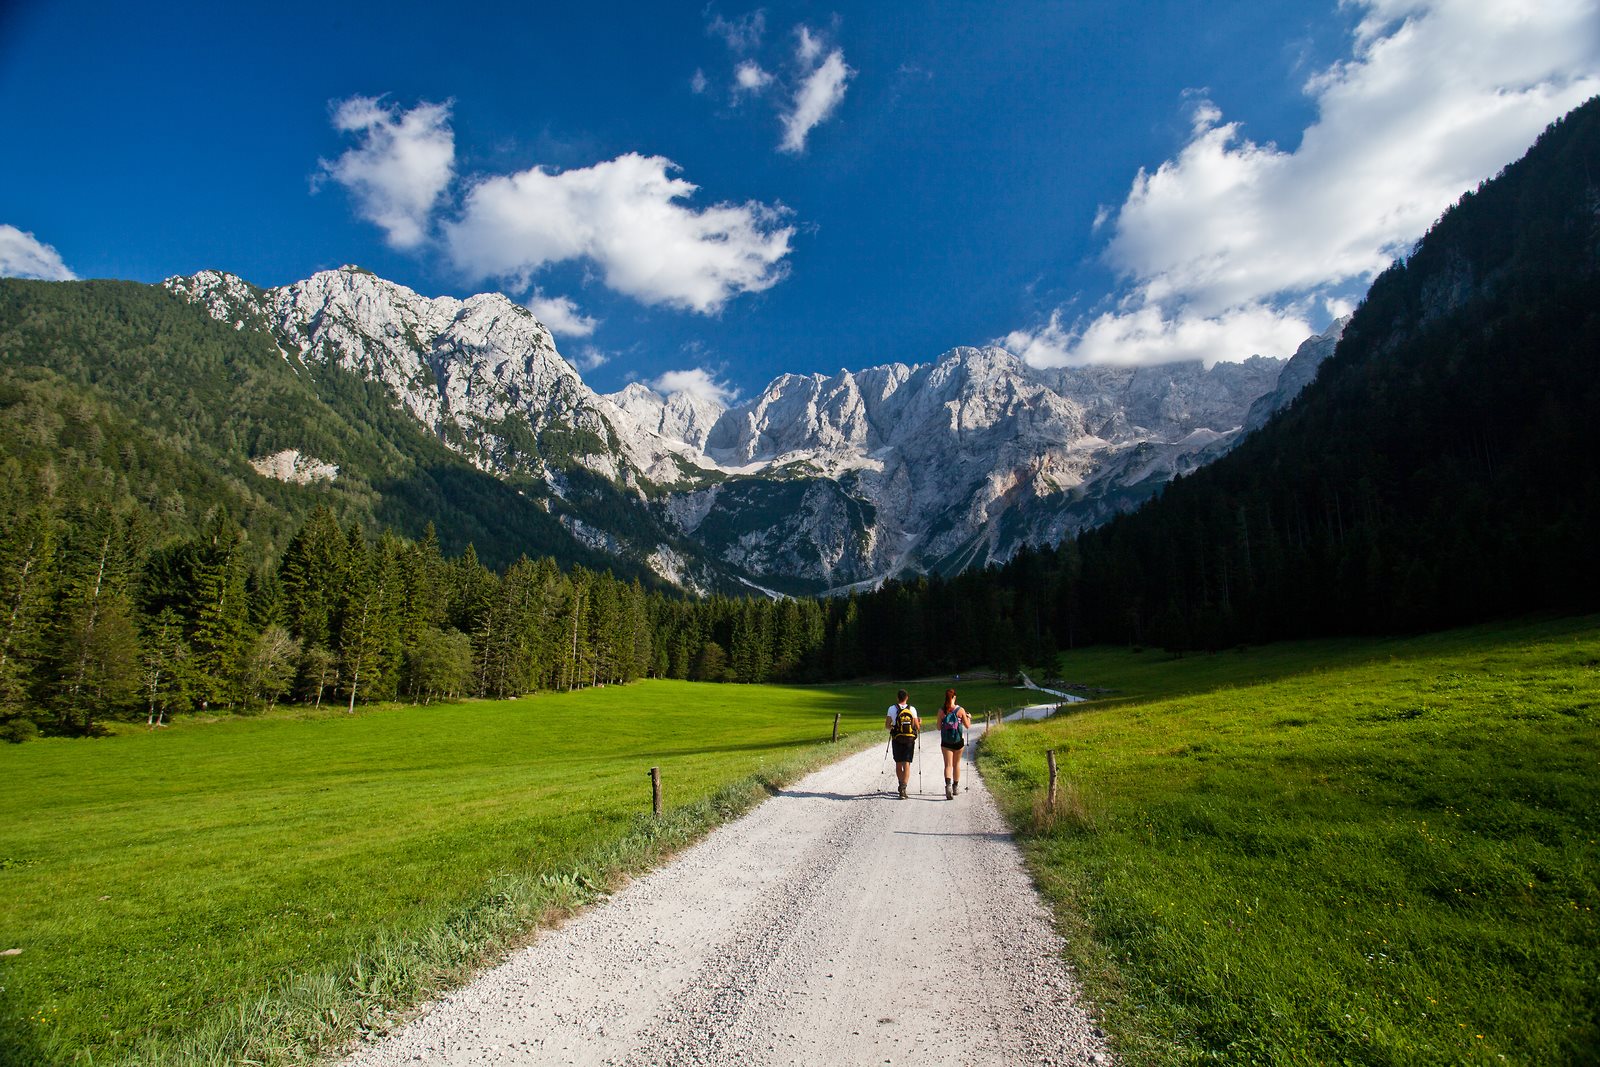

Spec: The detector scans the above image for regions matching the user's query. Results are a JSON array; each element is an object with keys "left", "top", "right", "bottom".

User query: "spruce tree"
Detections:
[
  {"left": 188, "top": 510, "right": 250, "bottom": 710},
  {"left": 0, "top": 494, "right": 57, "bottom": 717}
]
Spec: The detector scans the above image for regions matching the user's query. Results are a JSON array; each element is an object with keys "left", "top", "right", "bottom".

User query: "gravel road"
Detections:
[{"left": 341, "top": 717, "right": 1112, "bottom": 1066}]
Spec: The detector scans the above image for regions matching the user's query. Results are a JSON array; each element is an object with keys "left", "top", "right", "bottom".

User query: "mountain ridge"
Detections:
[{"left": 156, "top": 263, "right": 1315, "bottom": 591}]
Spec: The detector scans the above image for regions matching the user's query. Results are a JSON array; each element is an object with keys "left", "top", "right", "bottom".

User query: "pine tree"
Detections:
[
  {"left": 188, "top": 510, "right": 250, "bottom": 710},
  {"left": 0, "top": 493, "right": 57, "bottom": 716},
  {"left": 278, "top": 506, "right": 347, "bottom": 651},
  {"left": 48, "top": 507, "right": 142, "bottom": 731},
  {"left": 337, "top": 526, "right": 398, "bottom": 711}
]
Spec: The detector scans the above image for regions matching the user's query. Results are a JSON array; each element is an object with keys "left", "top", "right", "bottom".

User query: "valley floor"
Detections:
[{"left": 339, "top": 720, "right": 1110, "bottom": 1066}]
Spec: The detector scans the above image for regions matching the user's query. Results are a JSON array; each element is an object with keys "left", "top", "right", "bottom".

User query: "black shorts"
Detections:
[
  {"left": 891, "top": 736, "right": 917, "bottom": 763},
  {"left": 941, "top": 740, "right": 965, "bottom": 752}
]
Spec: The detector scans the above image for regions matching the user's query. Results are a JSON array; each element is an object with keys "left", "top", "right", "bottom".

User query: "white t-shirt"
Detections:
[{"left": 886, "top": 703, "right": 920, "bottom": 731}]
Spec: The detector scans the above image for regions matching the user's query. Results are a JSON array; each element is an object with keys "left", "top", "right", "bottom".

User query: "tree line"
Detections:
[{"left": 0, "top": 492, "right": 874, "bottom": 737}]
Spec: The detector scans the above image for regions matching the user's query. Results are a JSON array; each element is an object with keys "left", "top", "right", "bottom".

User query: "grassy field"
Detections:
[
  {"left": 980, "top": 616, "right": 1600, "bottom": 1065},
  {"left": 0, "top": 676, "right": 1024, "bottom": 1066}
]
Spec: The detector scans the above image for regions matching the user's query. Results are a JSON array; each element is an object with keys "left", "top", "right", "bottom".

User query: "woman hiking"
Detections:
[{"left": 938, "top": 688, "right": 971, "bottom": 800}]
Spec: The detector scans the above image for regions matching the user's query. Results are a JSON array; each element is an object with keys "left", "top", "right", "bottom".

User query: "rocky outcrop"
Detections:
[
  {"left": 248, "top": 449, "right": 338, "bottom": 484},
  {"left": 1243, "top": 317, "right": 1348, "bottom": 432}
]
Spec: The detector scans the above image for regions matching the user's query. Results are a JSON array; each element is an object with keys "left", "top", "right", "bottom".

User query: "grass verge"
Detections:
[{"left": 980, "top": 615, "right": 1600, "bottom": 1066}]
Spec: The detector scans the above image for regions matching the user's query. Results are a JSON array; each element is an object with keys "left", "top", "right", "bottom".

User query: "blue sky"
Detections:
[{"left": 3, "top": 1, "right": 1597, "bottom": 403}]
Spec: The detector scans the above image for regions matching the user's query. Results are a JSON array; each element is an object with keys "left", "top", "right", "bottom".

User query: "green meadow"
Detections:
[
  {"left": 0, "top": 678, "right": 1020, "bottom": 1066},
  {"left": 981, "top": 616, "right": 1600, "bottom": 1066}
]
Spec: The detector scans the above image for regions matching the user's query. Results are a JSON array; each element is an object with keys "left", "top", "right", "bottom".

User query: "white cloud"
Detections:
[
  {"left": 780, "top": 30, "right": 853, "bottom": 154},
  {"left": 708, "top": 10, "right": 766, "bottom": 53},
  {"left": 0, "top": 225, "right": 75, "bottom": 280},
  {"left": 691, "top": 68, "right": 709, "bottom": 95},
  {"left": 576, "top": 346, "right": 610, "bottom": 371},
  {"left": 796, "top": 25, "right": 825, "bottom": 65},
  {"left": 526, "top": 290, "right": 598, "bottom": 337},
  {"left": 734, "top": 60, "right": 774, "bottom": 95},
  {"left": 1005, "top": 0, "right": 1600, "bottom": 368},
  {"left": 651, "top": 367, "right": 738, "bottom": 405},
  {"left": 319, "top": 97, "right": 454, "bottom": 250},
  {"left": 1005, "top": 304, "right": 1316, "bottom": 369},
  {"left": 444, "top": 152, "right": 794, "bottom": 314}
]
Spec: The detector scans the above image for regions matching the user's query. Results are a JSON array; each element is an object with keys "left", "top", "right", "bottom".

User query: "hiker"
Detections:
[
  {"left": 938, "top": 688, "right": 971, "bottom": 799},
  {"left": 885, "top": 689, "right": 920, "bottom": 799}
]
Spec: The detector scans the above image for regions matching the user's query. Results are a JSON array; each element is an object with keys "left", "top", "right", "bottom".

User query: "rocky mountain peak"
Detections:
[
  {"left": 1242, "top": 316, "right": 1349, "bottom": 432},
  {"left": 606, "top": 382, "right": 725, "bottom": 452},
  {"left": 165, "top": 262, "right": 1311, "bottom": 592}
]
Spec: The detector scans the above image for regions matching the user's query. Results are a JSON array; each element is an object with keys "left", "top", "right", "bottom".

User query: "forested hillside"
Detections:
[{"left": 0, "top": 279, "right": 630, "bottom": 572}]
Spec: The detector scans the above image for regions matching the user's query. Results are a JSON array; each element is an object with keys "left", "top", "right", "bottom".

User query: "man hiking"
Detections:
[{"left": 886, "top": 689, "right": 920, "bottom": 799}]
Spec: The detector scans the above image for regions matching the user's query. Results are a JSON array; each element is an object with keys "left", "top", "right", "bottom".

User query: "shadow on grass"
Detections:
[{"left": 0, "top": 1006, "right": 54, "bottom": 1067}]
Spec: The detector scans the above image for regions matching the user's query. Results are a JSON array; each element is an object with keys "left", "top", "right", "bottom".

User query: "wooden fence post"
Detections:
[
  {"left": 832, "top": 712, "right": 841, "bottom": 742},
  {"left": 650, "top": 766, "right": 662, "bottom": 816},
  {"left": 1046, "top": 750, "right": 1058, "bottom": 812}
]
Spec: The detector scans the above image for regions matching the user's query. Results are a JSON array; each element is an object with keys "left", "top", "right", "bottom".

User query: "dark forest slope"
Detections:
[{"left": 1069, "top": 96, "right": 1600, "bottom": 647}]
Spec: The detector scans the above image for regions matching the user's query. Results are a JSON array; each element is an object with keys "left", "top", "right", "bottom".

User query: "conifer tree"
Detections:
[
  {"left": 48, "top": 506, "right": 142, "bottom": 731},
  {"left": 337, "top": 526, "right": 399, "bottom": 710},
  {"left": 188, "top": 510, "right": 250, "bottom": 709},
  {"left": 277, "top": 506, "right": 347, "bottom": 652},
  {"left": 0, "top": 494, "right": 57, "bottom": 716}
]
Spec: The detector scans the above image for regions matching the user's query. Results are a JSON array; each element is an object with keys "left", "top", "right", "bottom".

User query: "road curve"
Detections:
[{"left": 341, "top": 720, "right": 1112, "bottom": 1066}]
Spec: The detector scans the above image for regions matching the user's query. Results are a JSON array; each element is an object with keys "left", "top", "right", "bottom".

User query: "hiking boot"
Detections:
[
  {"left": 898, "top": 784, "right": 907, "bottom": 799},
  {"left": 952, "top": 781, "right": 960, "bottom": 795},
  {"left": 944, "top": 782, "right": 952, "bottom": 800}
]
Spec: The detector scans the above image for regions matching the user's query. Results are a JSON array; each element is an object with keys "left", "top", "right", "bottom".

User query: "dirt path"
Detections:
[{"left": 341, "top": 718, "right": 1112, "bottom": 1066}]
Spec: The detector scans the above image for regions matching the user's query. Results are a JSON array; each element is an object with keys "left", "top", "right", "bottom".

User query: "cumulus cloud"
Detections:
[
  {"left": 526, "top": 290, "right": 598, "bottom": 337},
  {"left": 734, "top": 60, "right": 774, "bottom": 95},
  {"left": 576, "top": 346, "right": 610, "bottom": 371},
  {"left": 780, "top": 29, "right": 853, "bottom": 153},
  {"left": 0, "top": 224, "right": 75, "bottom": 280},
  {"left": 1005, "top": 0, "right": 1600, "bottom": 368},
  {"left": 1005, "top": 304, "right": 1317, "bottom": 369},
  {"left": 443, "top": 152, "right": 794, "bottom": 314},
  {"left": 708, "top": 10, "right": 766, "bottom": 53},
  {"left": 651, "top": 367, "right": 738, "bottom": 405},
  {"left": 319, "top": 96, "right": 455, "bottom": 250}
]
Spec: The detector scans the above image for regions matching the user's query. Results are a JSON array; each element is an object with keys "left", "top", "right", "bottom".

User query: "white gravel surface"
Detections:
[{"left": 340, "top": 716, "right": 1113, "bottom": 1066}]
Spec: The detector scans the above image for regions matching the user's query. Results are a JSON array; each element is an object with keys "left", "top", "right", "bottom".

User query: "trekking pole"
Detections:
[
  {"left": 917, "top": 728, "right": 924, "bottom": 795},
  {"left": 960, "top": 716, "right": 972, "bottom": 783}
]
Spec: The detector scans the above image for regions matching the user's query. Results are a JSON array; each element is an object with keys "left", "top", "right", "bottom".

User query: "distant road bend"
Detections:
[{"left": 342, "top": 713, "right": 1113, "bottom": 1066}]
